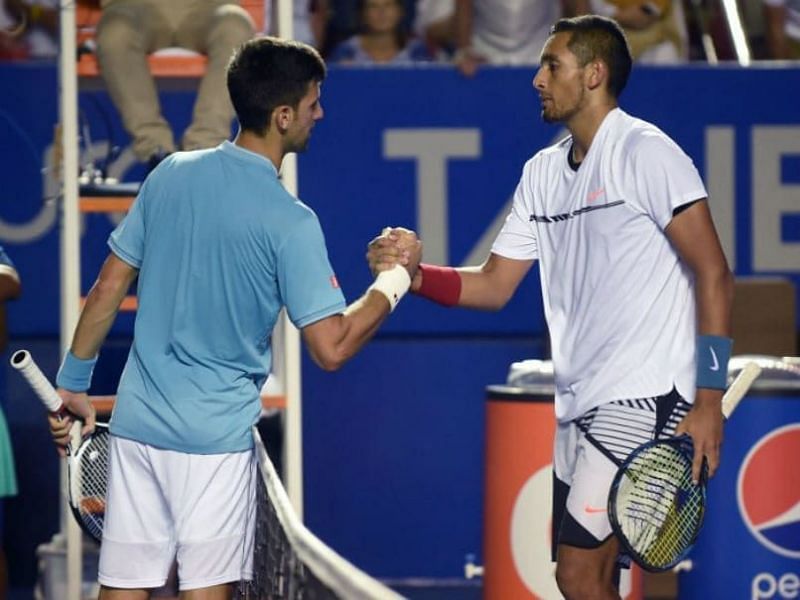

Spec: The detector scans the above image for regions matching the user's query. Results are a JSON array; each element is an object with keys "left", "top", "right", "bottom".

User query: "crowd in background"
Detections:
[
  {"left": 1, "top": 0, "right": 799, "bottom": 63},
  {"left": 1, "top": 0, "right": 796, "bottom": 173}
]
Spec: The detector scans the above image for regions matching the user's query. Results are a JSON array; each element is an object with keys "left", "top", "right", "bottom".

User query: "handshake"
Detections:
[
  {"left": 367, "top": 227, "right": 423, "bottom": 291},
  {"left": 366, "top": 226, "right": 462, "bottom": 310}
]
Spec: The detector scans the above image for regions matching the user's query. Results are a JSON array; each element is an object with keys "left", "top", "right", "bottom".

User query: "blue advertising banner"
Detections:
[
  {"left": 2, "top": 63, "right": 799, "bottom": 337},
  {"left": 679, "top": 387, "right": 800, "bottom": 600},
  {"left": 1, "top": 62, "right": 800, "bottom": 583}
]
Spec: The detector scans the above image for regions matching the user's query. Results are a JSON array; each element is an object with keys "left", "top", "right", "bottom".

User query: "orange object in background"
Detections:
[{"left": 483, "top": 385, "right": 643, "bottom": 599}]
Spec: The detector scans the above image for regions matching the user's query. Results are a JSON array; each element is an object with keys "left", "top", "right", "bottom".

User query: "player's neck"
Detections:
[
  {"left": 234, "top": 130, "right": 284, "bottom": 171},
  {"left": 566, "top": 101, "right": 617, "bottom": 163}
]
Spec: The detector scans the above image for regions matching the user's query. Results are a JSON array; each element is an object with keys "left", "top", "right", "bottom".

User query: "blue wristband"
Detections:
[
  {"left": 56, "top": 351, "right": 98, "bottom": 392},
  {"left": 696, "top": 335, "right": 732, "bottom": 390}
]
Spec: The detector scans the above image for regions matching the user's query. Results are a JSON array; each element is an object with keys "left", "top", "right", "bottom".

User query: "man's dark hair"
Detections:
[
  {"left": 227, "top": 36, "right": 327, "bottom": 136},
  {"left": 551, "top": 15, "right": 632, "bottom": 98}
]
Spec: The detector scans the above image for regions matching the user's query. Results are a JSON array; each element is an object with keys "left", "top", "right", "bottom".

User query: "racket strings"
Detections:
[
  {"left": 615, "top": 443, "right": 704, "bottom": 569},
  {"left": 646, "top": 488, "right": 702, "bottom": 565},
  {"left": 72, "top": 429, "right": 110, "bottom": 541}
]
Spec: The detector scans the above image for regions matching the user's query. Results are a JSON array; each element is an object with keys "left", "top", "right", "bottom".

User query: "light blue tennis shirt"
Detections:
[{"left": 108, "top": 141, "right": 346, "bottom": 454}]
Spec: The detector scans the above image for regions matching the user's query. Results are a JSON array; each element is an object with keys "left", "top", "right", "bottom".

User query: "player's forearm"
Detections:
[
  {"left": 307, "top": 293, "right": 389, "bottom": 371},
  {"left": 693, "top": 265, "right": 734, "bottom": 404},
  {"left": 694, "top": 264, "right": 734, "bottom": 338},
  {"left": 413, "top": 254, "right": 532, "bottom": 310},
  {"left": 70, "top": 256, "right": 137, "bottom": 359},
  {"left": 340, "top": 292, "right": 390, "bottom": 358},
  {"left": 457, "top": 267, "right": 514, "bottom": 310},
  {"left": 458, "top": 254, "right": 533, "bottom": 310},
  {"left": 70, "top": 278, "right": 131, "bottom": 359}
]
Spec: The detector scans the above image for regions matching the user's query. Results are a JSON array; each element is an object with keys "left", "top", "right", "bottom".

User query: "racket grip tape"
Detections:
[{"left": 10, "top": 349, "right": 65, "bottom": 414}]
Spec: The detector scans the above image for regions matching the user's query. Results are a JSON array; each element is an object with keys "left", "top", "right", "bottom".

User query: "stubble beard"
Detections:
[
  {"left": 541, "top": 86, "right": 584, "bottom": 124},
  {"left": 288, "top": 132, "right": 311, "bottom": 154},
  {"left": 541, "top": 107, "right": 560, "bottom": 124}
]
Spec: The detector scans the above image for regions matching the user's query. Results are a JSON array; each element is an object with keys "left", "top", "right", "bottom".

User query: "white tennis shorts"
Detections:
[
  {"left": 98, "top": 435, "right": 256, "bottom": 591},
  {"left": 552, "top": 389, "right": 691, "bottom": 557}
]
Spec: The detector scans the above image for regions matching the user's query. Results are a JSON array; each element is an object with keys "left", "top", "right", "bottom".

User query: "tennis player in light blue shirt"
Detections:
[
  {"left": 107, "top": 141, "right": 347, "bottom": 453},
  {"left": 48, "top": 37, "right": 421, "bottom": 598}
]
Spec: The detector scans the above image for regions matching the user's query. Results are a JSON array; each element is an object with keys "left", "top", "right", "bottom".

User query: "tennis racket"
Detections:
[
  {"left": 11, "top": 349, "right": 109, "bottom": 543},
  {"left": 607, "top": 362, "right": 762, "bottom": 572}
]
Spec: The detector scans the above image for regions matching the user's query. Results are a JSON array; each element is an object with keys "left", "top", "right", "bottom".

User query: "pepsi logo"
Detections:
[{"left": 737, "top": 424, "right": 800, "bottom": 558}]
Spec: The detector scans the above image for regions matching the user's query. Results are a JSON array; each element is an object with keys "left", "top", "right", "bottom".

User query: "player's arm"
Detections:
[
  {"left": 302, "top": 289, "right": 397, "bottom": 372},
  {"left": 433, "top": 253, "right": 534, "bottom": 310},
  {"left": 667, "top": 199, "right": 734, "bottom": 481},
  {"left": 302, "top": 238, "right": 421, "bottom": 371},
  {"left": 281, "top": 216, "right": 420, "bottom": 371},
  {"left": 51, "top": 252, "right": 138, "bottom": 444},
  {"left": 70, "top": 253, "right": 139, "bottom": 361},
  {"left": 368, "top": 231, "right": 533, "bottom": 310}
]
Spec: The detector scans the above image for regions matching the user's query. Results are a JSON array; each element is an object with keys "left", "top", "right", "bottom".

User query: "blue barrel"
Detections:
[{"left": 679, "top": 356, "right": 800, "bottom": 600}]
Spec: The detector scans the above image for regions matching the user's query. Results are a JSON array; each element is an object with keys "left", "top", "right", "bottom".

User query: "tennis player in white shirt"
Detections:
[{"left": 369, "top": 15, "right": 733, "bottom": 599}]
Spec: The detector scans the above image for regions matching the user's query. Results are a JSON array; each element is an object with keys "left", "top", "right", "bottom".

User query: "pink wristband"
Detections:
[{"left": 415, "top": 263, "right": 461, "bottom": 307}]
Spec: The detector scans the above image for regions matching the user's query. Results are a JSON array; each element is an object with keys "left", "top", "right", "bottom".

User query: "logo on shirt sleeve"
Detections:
[{"left": 330, "top": 275, "right": 340, "bottom": 289}]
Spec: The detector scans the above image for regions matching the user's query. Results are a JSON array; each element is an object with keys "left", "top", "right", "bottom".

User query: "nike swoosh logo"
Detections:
[
  {"left": 584, "top": 504, "right": 607, "bottom": 514},
  {"left": 709, "top": 347, "right": 719, "bottom": 371},
  {"left": 587, "top": 188, "right": 605, "bottom": 203}
]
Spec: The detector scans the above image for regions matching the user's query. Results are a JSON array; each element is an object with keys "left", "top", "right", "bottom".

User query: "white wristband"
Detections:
[{"left": 369, "top": 265, "right": 411, "bottom": 312}]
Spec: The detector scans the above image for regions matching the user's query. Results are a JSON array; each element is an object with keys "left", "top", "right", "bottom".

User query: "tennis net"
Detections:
[{"left": 236, "top": 430, "right": 404, "bottom": 600}]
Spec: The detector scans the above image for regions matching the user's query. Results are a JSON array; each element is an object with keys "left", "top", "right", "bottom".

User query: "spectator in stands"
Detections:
[
  {"left": 428, "top": 0, "right": 588, "bottom": 63},
  {"left": 0, "top": 0, "right": 58, "bottom": 59},
  {"left": 0, "top": 245, "right": 20, "bottom": 600},
  {"left": 291, "top": 0, "right": 331, "bottom": 50},
  {"left": 95, "top": 0, "right": 255, "bottom": 170},
  {"left": 452, "top": 0, "right": 590, "bottom": 76},
  {"left": 328, "top": 0, "right": 434, "bottom": 64},
  {"left": 763, "top": 0, "right": 800, "bottom": 58},
  {"left": 588, "top": 0, "right": 689, "bottom": 63},
  {"left": 413, "top": 0, "right": 455, "bottom": 55}
]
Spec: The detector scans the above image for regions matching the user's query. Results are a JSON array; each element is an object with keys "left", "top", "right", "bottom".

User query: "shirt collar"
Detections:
[{"left": 219, "top": 140, "right": 279, "bottom": 177}]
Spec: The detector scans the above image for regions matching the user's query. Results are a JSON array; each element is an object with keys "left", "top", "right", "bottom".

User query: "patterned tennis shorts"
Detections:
[{"left": 551, "top": 387, "right": 692, "bottom": 563}]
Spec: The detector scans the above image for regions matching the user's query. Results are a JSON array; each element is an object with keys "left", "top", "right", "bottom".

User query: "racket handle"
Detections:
[
  {"left": 10, "top": 349, "right": 66, "bottom": 415},
  {"left": 721, "top": 361, "right": 762, "bottom": 418}
]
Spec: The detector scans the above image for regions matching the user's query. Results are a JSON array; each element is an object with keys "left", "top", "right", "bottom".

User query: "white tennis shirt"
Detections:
[{"left": 492, "top": 108, "right": 708, "bottom": 422}]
